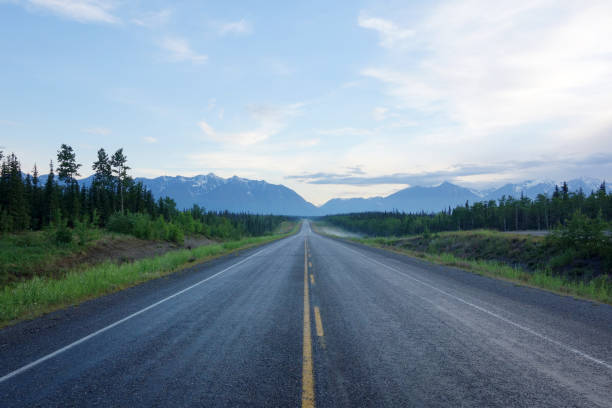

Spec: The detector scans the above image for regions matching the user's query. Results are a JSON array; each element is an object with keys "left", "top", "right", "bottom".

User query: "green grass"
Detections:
[
  {"left": 0, "top": 224, "right": 300, "bottom": 327},
  {"left": 353, "top": 236, "right": 612, "bottom": 305},
  {"left": 0, "top": 228, "right": 106, "bottom": 285}
]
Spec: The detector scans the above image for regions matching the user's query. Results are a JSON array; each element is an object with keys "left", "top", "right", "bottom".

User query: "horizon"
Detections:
[
  {"left": 18, "top": 168, "right": 608, "bottom": 207},
  {"left": 2, "top": 1, "right": 612, "bottom": 205}
]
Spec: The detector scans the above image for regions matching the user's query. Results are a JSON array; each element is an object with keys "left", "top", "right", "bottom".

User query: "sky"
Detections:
[{"left": 1, "top": 0, "right": 611, "bottom": 205}]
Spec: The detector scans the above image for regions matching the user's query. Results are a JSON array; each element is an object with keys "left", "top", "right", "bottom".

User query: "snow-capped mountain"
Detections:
[
  {"left": 482, "top": 178, "right": 603, "bottom": 201},
  {"left": 29, "top": 172, "right": 608, "bottom": 215},
  {"left": 135, "top": 174, "right": 319, "bottom": 215}
]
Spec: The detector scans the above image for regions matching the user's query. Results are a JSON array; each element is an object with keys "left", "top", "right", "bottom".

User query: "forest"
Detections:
[
  {"left": 323, "top": 182, "right": 611, "bottom": 237},
  {"left": 0, "top": 146, "right": 288, "bottom": 243}
]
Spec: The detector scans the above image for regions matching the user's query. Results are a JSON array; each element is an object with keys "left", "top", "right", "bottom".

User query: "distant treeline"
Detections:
[
  {"left": 323, "top": 182, "right": 611, "bottom": 237},
  {"left": 0, "top": 147, "right": 287, "bottom": 240}
]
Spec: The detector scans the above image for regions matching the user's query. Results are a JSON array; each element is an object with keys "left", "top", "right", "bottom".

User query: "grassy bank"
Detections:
[
  {"left": 0, "top": 222, "right": 299, "bottom": 327},
  {"left": 350, "top": 231, "right": 612, "bottom": 305}
]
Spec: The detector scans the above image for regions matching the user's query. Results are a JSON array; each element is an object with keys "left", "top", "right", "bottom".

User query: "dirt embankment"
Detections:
[
  {"left": 374, "top": 231, "right": 611, "bottom": 281},
  {"left": 54, "top": 235, "right": 215, "bottom": 276}
]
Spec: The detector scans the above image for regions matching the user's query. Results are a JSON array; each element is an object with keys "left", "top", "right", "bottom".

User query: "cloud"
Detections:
[
  {"left": 216, "top": 19, "right": 252, "bottom": 36},
  {"left": 372, "top": 107, "right": 388, "bottom": 121},
  {"left": 287, "top": 154, "right": 612, "bottom": 185},
  {"left": 143, "top": 136, "right": 157, "bottom": 143},
  {"left": 297, "top": 138, "right": 320, "bottom": 148},
  {"left": 316, "top": 127, "right": 374, "bottom": 137},
  {"left": 358, "top": 13, "right": 414, "bottom": 48},
  {"left": 198, "top": 103, "right": 303, "bottom": 146},
  {"left": 131, "top": 8, "right": 171, "bottom": 27},
  {"left": 25, "top": 0, "right": 119, "bottom": 23},
  {"left": 359, "top": 2, "right": 612, "bottom": 139},
  {"left": 160, "top": 37, "right": 207, "bottom": 64},
  {"left": 198, "top": 120, "right": 215, "bottom": 138},
  {"left": 83, "top": 127, "right": 111, "bottom": 135}
]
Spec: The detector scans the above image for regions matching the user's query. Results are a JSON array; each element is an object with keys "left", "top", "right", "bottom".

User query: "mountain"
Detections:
[
  {"left": 136, "top": 174, "right": 319, "bottom": 216},
  {"left": 24, "top": 171, "right": 607, "bottom": 216},
  {"left": 319, "top": 182, "right": 480, "bottom": 215},
  {"left": 482, "top": 178, "right": 603, "bottom": 201}
]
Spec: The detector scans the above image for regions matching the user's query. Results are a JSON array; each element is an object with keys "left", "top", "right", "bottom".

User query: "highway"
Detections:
[{"left": 1, "top": 221, "right": 611, "bottom": 407}]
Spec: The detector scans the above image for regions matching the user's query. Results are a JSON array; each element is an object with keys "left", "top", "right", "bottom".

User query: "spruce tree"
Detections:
[
  {"left": 111, "top": 148, "right": 130, "bottom": 214},
  {"left": 56, "top": 144, "right": 81, "bottom": 184},
  {"left": 92, "top": 148, "right": 112, "bottom": 188}
]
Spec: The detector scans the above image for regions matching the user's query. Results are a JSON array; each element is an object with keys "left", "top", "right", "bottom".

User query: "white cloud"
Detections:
[
  {"left": 298, "top": 138, "right": 320, "bottom": 148},
  {"left": 216, "top": 19, "right": 252, "bottom": 36},
  {"left": 131, "top": 8, "right": 171, "bottom": 28},
  {"left": 160, "top": 37, "right": 207, "bottom": 64},
  {"left": 198, "top": 102, "right": 303, "bottom": 146},
  {"left": 372, "top": 107, "right": 388, "bottom": 121},
  {"left": 143, "top": 136, "right": 157, "bottom": 143},
  {"left": 198, "top": 120, "right": 215, "bottom": 138},
  {"left": 26, "top": 0, "right": 118, "bottom": 23},
  {"left": 316, "top": 127, "right": 374, "bottom": 137},
  {"left": 358, "top": 13, "right": 414, "bottom": 48},
  {"left": 359, "top": 1, "right": 612, "bottom": 147},
  {"left": 83, "top": 127, "right": 111, "bottom": 135}
]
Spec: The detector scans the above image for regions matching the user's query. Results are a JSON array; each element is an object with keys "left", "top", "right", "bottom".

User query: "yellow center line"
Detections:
[
  {"left": 302, "top": 238, "right": 315, "bottom": 408},
  {"left": 314, "top": 307, "right": 324, "bottom": 337},
  {"left": 310, "top": 274, "right": 315, "bottom": 285}
]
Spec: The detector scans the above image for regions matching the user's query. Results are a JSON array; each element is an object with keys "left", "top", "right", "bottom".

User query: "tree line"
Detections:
[
  {"left": 0, "top": 146, "right": 287, "bottom": 240},
  {"left": 323, "top": 182, "right": 611, "bottom": 237}
]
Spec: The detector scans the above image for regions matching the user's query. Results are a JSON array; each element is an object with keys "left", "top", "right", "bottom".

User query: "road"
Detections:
[{"left": 1, "top": 221, "right": 611, "bottom": 407}]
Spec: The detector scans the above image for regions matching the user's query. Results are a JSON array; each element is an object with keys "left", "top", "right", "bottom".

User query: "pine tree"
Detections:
[
  {"left": 43, "top": 161, "right": 60, "bottom": 225},
  {"left": 56, "top": 144, "right": 81, "bottom": 184},
  {"left": 5, "top": 153, "right": 29, "bottom": 231},
  {"left": 92, "top": 148, "right": 113, "bottom": 188},
  {"left": 111, "top": 148, "right": 131, "bottom": 214}
]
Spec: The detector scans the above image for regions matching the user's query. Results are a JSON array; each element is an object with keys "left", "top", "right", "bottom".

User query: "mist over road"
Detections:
[{"left": 1, "top": 222, "right": 611, "bottom": 407}]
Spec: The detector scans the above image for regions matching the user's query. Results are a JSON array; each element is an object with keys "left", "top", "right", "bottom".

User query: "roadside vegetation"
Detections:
[
  {"left": 0, "top": 146, "right": 299, "bottom": 326},
  {"left": 0, "top": 225, "right": 298, "bottom": 326},
  {"left": 324, "top": 181, "right": 611, "bottom": 235},
  {"left": 322, "top": 192, "right": 612, "bottom": 304}
]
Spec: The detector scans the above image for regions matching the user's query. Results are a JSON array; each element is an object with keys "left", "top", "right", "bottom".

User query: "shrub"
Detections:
[
  {"left": 107, "top": 213, "right": 135, "bottom": 235},
  {"left": 547, "top": 211, "right": 611, "bottom": 257},
  {"left": 55, "top": 225, "right": 73, "bottom": 244}
]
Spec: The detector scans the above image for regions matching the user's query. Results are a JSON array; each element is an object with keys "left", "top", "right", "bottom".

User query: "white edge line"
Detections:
[
  {"left": 0, "top": 239, "right": 287, "bottom": 384},
  {"left": 334, "top": 238, "right": 612, "bottom": 371}
]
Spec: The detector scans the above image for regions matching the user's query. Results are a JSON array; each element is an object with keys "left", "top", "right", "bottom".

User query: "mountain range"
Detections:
[{"left": 33, "top": 173, "right": 605, "bottom": 216}]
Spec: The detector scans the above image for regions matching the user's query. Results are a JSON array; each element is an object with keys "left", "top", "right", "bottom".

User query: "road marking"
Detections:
[
  {"left": 314, "top": 307, "right": 324, "bottom": 337},
  {"left": 337, "top": 241, "right": 612, "bottom": 371},
  {"left": 310, "top": 274, "right": 315, "bottom": 285},
  {"left": 0, "top": 242, "right": 284, "bottom": 384},
  {"left": 302, "top": 238, "right": 315, "bottom": 408}
]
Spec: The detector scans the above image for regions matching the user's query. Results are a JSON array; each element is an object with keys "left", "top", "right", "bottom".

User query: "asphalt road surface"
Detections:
[{"left": 1, "top": 222, "right": 611, "bottom": 407}]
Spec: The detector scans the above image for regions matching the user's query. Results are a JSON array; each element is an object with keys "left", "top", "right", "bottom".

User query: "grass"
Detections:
[
  {"left": 0, "top": 228, "right": 106, "bottom": 285},
  {"left": 352, "top": 235, "right": 612, "bottom": 305},
  {"left": 0, "top": 223, "right": 300, "bottom": 327}
]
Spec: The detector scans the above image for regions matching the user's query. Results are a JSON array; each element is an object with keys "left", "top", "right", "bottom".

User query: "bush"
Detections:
[
  {"left": 167, "top": 225, "right": 184, "bottom": 245},
  {"left": 107, "top": 213, "right": 135, "bottom": 235},
  {"left": 547, "top": 211, "right": 611, "bottom": 256},
  {"left": 55, "top": 226, "right": 73, "bottom": 244}
]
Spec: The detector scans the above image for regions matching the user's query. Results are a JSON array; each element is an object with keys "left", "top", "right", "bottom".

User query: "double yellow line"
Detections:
[{"left": 302, "top": 238, "right": 315, "bottom": 408}]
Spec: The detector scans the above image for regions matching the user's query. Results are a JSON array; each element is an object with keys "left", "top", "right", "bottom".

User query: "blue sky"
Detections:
[{"left": 1, "top": 0, "right": 611, "bottom": 204}]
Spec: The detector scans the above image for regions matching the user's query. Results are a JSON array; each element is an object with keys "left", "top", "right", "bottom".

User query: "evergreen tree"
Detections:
[
  {"left": 111, "top": 148, "right": 130, "bottom": 214},
  {"left": 92, "top": 148, "right": 113, "bottom": 187},
  {"left": 56, "top": 144, "right": 81, "bottom": 184},
  {"left": 43, "top": 161, "right": 60, "bottom": 225}
]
